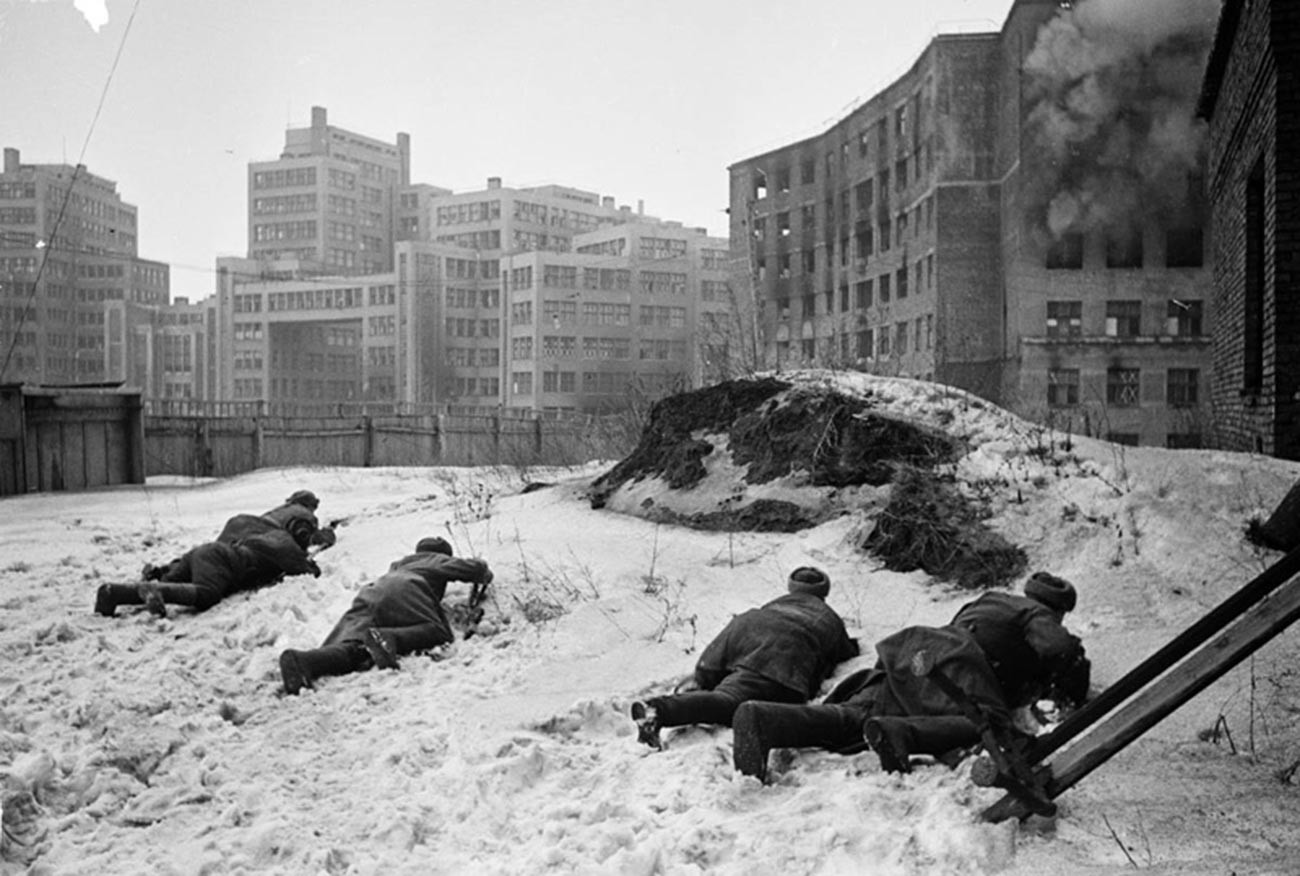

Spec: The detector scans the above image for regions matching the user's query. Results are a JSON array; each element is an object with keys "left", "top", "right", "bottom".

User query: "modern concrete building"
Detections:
[
  {"left": 1199, "top": 0, "right": 1300, "bottom": 459},
  {"left": 502, "top": 220, "right": 730, "bottom": 412},
  {"left": 0, "top": 146, "right": 170, "bottom": 387},
  {"left": 248, "top": 106, "right": 411, "bottom": 274},
  {"left": 728, "top": 0, "right": 1215, "bottom": 449}
]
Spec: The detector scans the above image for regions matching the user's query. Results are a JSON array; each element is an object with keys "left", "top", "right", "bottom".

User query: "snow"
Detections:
[{"left": 4, "top": 373, "right": 1300, "bottom": 875}]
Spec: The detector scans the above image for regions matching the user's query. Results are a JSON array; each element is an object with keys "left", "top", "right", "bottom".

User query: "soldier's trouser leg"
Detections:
[
  {"left": 138, "top": 583, "right": 220, "bottom": 615},
  {"left": 732, "top": 702, "right": 867, "bottom": 783},
  {"left": 651, "top": 670, "right": 802, "bottom": 729},
  {"left": 279, "top": 643, "right": 366, "bottom": 695},
  {"left": 94, "top": 584, "right": 147, "bottom": 617},
  {"left": 863, "top": 715, "right": 981, "bottom": 774}
]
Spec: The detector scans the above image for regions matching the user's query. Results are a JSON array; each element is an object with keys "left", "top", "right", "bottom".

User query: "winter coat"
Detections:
[
  {"left": 322, "top": 554, "right": 492, "bottom": 650},
  {"left": 824, "top": 624, "right": 1011, "bottom": 729},
  {"left": 694, "top": 592, "right": 859, "bottom": 699},
  {"left": 163, "top": 529, "right": 315, "bottom": 599},
  {"left": 216, "top": 513, "right": 282, "bottom": 544},
  {"left": 950, "top": 591, "right": 1089, "bottom": 707},
  {"left": 260, "top": 503, "right": 320, "bottom": 537}
]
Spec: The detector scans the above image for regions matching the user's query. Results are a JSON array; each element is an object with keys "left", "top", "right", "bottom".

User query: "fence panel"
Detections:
[
  {"left": 141, "top": 408, "right": 638, "bottom": 478},
  {"left": 260, "top": 417, "right": 368, "bottom": 468}
]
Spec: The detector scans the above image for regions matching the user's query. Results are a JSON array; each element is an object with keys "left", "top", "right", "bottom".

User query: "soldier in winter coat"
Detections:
[
  {"left": 732, "top": 571, "right": 1089, "bottom": 782},
  {"left": 630, "top": 566, "right": 859, "bottom": 750},
  {"left": 94, "top": 528, "right": 321, "bottom": 619},
  {"left": 278, "top": 536, "right": 493, "bottom": 695},
  {"left": 142, "top": 489, "right": 334, "bottom": 582}
]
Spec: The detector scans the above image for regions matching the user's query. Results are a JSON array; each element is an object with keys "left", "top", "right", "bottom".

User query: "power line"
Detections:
[{"left": 0, "top": 0, "right": 143, "bottom": 382}]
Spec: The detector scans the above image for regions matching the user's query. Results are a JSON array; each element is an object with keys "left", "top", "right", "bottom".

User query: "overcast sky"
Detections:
[{"left": 1, "top": 0, "right": 1015, "bottom": 300}]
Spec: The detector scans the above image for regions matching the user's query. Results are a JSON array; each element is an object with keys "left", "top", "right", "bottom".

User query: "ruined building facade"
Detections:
[
  {"left": 728, "top": 0, "right": 1215, "bottom": 449},
  {"left": 1199, "top": 0, "right": 1300, "bottom": 460}
]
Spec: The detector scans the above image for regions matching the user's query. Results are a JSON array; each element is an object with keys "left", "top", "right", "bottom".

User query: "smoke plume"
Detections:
[{"left": 1023, "top": 0, "right": 1222, "bottom": 238}]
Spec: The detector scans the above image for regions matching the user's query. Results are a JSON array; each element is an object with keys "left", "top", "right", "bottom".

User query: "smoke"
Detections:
[{"left": 1023, "top": 0, "right": 1222, "bottom": 238}]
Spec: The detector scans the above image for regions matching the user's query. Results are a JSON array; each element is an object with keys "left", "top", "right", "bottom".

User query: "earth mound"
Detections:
[{"left": 588, "top": 371, "right": 1027, "bottom": 588}]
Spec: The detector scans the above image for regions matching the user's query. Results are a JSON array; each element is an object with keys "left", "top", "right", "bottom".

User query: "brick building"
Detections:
[
  {"left": 1199, "top": 0, "right": 1300, "bottom": 459},
  {"left": 728, "top": 0, "right": 1216, "bottom": 448}
]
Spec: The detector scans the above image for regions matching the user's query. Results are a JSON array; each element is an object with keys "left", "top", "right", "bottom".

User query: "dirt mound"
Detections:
[
  {"left": 590, "top": 377, "right": 960, "bottom": 502},
  {"left": 588, "top": 373, "right": 1027, "bottom": 588}
]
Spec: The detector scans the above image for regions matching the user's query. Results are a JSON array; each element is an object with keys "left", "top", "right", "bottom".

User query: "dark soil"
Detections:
[
  {"left": 862, "top": 465, "right": 1027, "bottom": 590},
  {"left": 639, "top": 497, "right": 819, "bottom": 533},
  {"left": 589, "top": 377, "right": 961, "bottom": 509}
]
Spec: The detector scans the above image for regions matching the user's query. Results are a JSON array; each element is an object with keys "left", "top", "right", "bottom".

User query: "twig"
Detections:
[{"left": 1101, "top": 813, "right": 1139, "bottom": 869}]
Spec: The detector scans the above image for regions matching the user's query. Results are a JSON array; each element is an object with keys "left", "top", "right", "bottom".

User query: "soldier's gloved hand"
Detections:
[{"left": 306, "top": 559, "right": 322, "bottom": 578}]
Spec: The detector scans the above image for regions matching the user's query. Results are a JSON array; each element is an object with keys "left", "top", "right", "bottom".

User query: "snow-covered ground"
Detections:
[{"left": 4, "top": 373, "right": 1300, "bottom": 875}]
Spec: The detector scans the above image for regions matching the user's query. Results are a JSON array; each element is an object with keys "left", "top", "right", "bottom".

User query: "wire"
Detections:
[{"left": 0, "top": 0, "right": 143, "bottom": 382}]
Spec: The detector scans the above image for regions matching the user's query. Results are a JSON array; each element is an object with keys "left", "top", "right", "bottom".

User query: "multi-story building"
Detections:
[
  {"left": 0, "top": 146, "right": 170, "bottom": 387},
  {"left": 1199, "top": 0, "right": 1300, "bottom": 460},
  {"left": 728, "top": 0, "right": 1214, "bottom": 449},
  {"left": 188, "top": 108, "right": 732, "bottom": 413},
  {"left": 248, "top": 106, "right": 410, "bottom": 275},
  {"left": 502, "top": 220, "right": 730, "bottom": 412}
]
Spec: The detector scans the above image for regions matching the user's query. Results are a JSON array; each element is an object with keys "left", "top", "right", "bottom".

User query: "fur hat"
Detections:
[
  {"left": 286, "top": 490, "right": 320, "bottom": 510},
  {"left": 1025, "top": 571, "right": 1077, "bottom": 614},
  {"left": 788, "top": 566, "right": 831, "bottom": 598},
  {"left": 415, "top": 536, "right": 453, "bottom": 556}
]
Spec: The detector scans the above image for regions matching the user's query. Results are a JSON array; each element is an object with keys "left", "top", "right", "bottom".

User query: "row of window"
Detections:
[
  {"left": 1046, "top": 228, "right": 1203, "bottom": 270},
  {"left": 1046, "top": 299, "right": 1203, "bottom": 339},
  {"left": 446, "top": 317, "right": 501, "bottom": 338},
  {"left": 1047, "top": 368, "right": 1200, "bottom": 408},
  {"left": 446, "top": 287, "right": 500, "bottom": 310},
  {"left": 253, "top": 167, "right": 316, "bottom": 189},
  {"left": 446, "top": 346, "right": 501, "bottom": 367}
]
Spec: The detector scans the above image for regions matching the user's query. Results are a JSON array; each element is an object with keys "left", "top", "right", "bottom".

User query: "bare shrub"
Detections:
[{"left": 862, "top": 465, "right": 1027, "bottom": 590}]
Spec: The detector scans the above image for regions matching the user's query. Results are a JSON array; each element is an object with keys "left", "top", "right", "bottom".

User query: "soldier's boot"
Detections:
[
  {"left": 630, "top": 700, "right": 663, "bottom": 751},
  {"left": 732, "top": 702, "right": 862, "bottom": 784},
  {"left": 279, "top": 644, "right": 362, "bottom": 696},
  {"left": 94, "top": 584, "right": 145, "bottom": 618},
  {"left": 363, "top": 628, "right": 399, "bottom": 670},
  {"left": 136, "top": 582, "right": 202, "bottom": 618},
  {"left": 863, "top": 715, "right": 980, "bottom": 774}
]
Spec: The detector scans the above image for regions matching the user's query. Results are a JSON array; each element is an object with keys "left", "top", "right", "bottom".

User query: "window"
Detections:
[
  {"left": 800, "top": 159, "right": 815, "bottom": 185},
  {"left": 1047, "top": 233, "right": 1084, "bottom": 269},
  {"left": 801, "top": 249, "right": 816, "bottom": 274},
  {"left": 895, "top": 322, "right": 908, "bottom": 355},
  {"left": 753, "top": 171, "right": 768, "bottom": 200},
  {"left": 1167, "top": 368, "right": 1199, "bottom": 407},
  {"left": 776, "top": 166, "right": 791, "bottom": 193},
  {"left": 777, "top": 212, "right": 791, "bottom": 237},
  {"left": 1245, "top": 158, "right": 1265, "bottom": 394},
  {"left": 857, "top": 329, "right": 873, "bottom": 359},
  {"left": 1048, "top": 369, "right": 1079, "bottom": 407},
  {"left": 1106, "top": 228, "right": 1143, "bottom": 268},
  {"left": 801, "top": 338, "right": 816, "bottom": 359},
  {"left": 1105, "top": 300, "right": 1141, "bottom": 337},
  {"left": 1166, "top": 299, "right": 1203, "bottom": 337},
  {"left": 855, "top": 279, "right": 873, "bottom": 309},
  {"left": 878, "top": 325, "right": 891, "bottom": 357},
  {"left": 879, "top": 273, "right": 891, "bottom": 303},
  {"left": 896, "top": 266, "right": 908, "bottom": 299},
  {"left": 1165, "top": 226, "right": 1203, "bottom": 267},
  {"left": 1047, "top": 301, "right": 1082, "bottom": 338},
  {"left": 1107, "top": 368, "right": 1140, "bottom": 406},
  {"left": 512, "top": 372, "right": 533, "bottom": 395}
]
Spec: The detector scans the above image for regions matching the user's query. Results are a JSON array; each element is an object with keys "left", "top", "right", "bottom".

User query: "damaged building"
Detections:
[
  {"left": 728, "top": 0, "right": 1221, "bottom": 449},
  {"left": 1198, "top": 0, "right": 1300, "bottom": 461}
]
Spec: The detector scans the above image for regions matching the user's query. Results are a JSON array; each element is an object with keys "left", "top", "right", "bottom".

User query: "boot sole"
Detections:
[
  {"left": 280, "top": 651, "right": 312, "bottom": 695},
  {"left": 731, "top": 707, "right": 768, "bottom": 782},
  {"left": 863, "top": 719, "right": 912, "bottom": 774}
]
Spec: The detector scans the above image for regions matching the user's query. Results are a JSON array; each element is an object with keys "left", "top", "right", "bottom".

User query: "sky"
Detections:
[
  {"left": 3, "top": 370, "right": 1300, "bottom": 873},
  {"left": 0, "top": 0, "right": 1015, "bottom": 301}
]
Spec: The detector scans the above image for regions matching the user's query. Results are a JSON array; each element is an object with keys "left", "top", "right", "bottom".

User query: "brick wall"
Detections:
[{"left": 1206, "top": 0, "right": 1285, "bottom": 455}]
